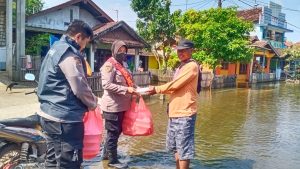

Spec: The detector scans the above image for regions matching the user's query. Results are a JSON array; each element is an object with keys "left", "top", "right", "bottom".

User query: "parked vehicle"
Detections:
[{"left": 0, "top": 73, "right": 46, "bottom": 169}]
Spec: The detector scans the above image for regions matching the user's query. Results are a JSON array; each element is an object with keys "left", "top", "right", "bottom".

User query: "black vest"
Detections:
[{"left": 37, "top": 35, "right": 87, "bottom": 122}]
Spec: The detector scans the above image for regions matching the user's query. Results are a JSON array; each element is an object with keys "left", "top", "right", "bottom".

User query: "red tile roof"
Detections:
[
  {"left": 284, "top": 41, "right": 293, "bottom": 48},
  {"left": 93, "top": 22, "right": 119, "bottom": 35},
  {"left": 294, "top": 42, "right": 300, "bottom": 47},
  {"left": 237, "top": 7, "right": 262, "bottom": 22},
  {"left": 251, "top": 40, "right": 281, "bottom": 57},
  {"left": 93, "top": 21, "right": 149, "bottom": 48},
  {"left": 251, "top": 40, "right": 268, "bottom": 49}
]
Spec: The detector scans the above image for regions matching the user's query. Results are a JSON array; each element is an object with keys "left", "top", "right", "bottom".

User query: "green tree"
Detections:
[
  {"left": 26, "top": 0, "right": 44, "bottom": 16},
  {"left": 12, "top": 0, "right": 44, "bottom": 23},
  {"left": 130, "top": 0, "right": 177, "bottom": 70},
  {"left": 26, "top": 33, "right": 50, "bottom": 56},
  {"left": 284, "top": 44, "right": 300, "bottom": 79},
  {"left": 176, "top": 8, "right": 254, "bottom": 69},
  {"left": 283, "top": 45, "right": 300, "bottom": 61},
  {"left": 167, "top": 50, "right": 179, "bottom": 70}
]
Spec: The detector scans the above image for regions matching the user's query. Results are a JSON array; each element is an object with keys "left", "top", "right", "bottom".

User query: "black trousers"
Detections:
[
  {"left": 102, "top": 111, "right": 125, "bottom": 152},
  {"left": 40, "top": 117, "right": 84, "bottom": 169}
]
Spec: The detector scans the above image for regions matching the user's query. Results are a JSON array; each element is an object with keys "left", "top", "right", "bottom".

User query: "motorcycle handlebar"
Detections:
[{"left": 25, "top": 91, "right": 36, "bottom": 95}]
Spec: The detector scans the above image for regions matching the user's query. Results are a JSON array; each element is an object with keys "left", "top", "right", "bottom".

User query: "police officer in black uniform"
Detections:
[{"left": 37, "top": 20, "right": 98, "bottom": 169}]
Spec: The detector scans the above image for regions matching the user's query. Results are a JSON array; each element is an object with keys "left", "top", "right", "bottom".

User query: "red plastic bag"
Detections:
[
  {"left": 82, "top": 106, "right": 103, "bottom": 160},
  {"left": 122, "top": 97, "right": 154, "bottom": 136}
]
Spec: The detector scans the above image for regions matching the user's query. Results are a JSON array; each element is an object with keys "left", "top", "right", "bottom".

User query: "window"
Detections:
[
  {"left": 221, "top": 62, "right": 229, "bottom": 70},
  {"left": 239, "top": 64, "right": 248, "bottom": 74},
  {"left": 275, "top": 32, "right": 283, "bottom": 42},
  {"left": 70, "top": 9, "right": 73, "bottom": 22},
  {"left": 266, "top": 30, "right": 272, "bottom": 39}
]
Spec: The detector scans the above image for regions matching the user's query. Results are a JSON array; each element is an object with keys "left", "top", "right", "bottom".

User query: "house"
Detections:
[
  {"left": 25, "top": 0, "right": 149, "bottom": 74},
  {"left": 218, "top": 1, "right": 293, "bottom": 86},
  {"left": 92, "top": 20, "right": 149, "bottom": 72},
  {"left": 238, "top": 2, "right": 293, "bottom": 49}
]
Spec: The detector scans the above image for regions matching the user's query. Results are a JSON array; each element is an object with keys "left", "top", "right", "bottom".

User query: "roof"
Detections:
[
  {"left": 93, "top": 21, "right": 149, "bottom": 48},
  {"left": 27, "top": 0, "right": 113, "bottom": 23},
  {"left": 237, "top": 7, "right": 262, "bottom": 22},
  {"left": 250, "top": 36, "right": 259, "bottom": 43},
  {"left": 294, "top": 42, "right": 300, "bottom": 47},
  {"left": 251, "top": 40, "right": 281, "bottom": 57},
  {"left": 284, "top": 41, "right": 294, "bottom": 48}
]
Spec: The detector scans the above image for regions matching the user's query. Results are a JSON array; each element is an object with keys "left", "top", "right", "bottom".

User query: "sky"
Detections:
[{"left": 44, "top": 0, "right": 300, "bottom": 42}]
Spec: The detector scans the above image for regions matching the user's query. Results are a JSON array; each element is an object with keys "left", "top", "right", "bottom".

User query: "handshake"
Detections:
[{"left": 127, "top": 86, "right": 156, "bottom": 95}]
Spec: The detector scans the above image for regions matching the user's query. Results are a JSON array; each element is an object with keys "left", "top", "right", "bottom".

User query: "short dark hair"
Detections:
[{"left": 66, "top": 20, "right": 93, "bottom": 39}]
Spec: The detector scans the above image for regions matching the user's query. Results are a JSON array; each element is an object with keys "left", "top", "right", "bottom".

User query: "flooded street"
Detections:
[
  {"left": 1, "top": 82, "right": 300, "bottom": 169},
  {"left": 122, "top": 83, "right": 300, "bottom": 169}
]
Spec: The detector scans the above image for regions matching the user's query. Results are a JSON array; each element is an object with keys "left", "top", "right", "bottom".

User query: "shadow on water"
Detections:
[
  {"left": 197, "top": 158, "right": 255, "bottom": 169},
  {"left": 128, "top": 151, "right": 255, "bottom": 169},
  {"left": 250, "top": 82, "right": 280, "bottom": 90}
]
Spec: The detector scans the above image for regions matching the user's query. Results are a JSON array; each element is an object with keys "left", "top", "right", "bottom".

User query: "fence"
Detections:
[
  {"left": 148, "top": 69, "right": 174, "bottom": 82},
  {"left": 20, "top": 56, "right": 41, "bottom": 81},
  {"left": 87, "top": 71, "right": 152, "bottom": 97},
  {"left": 149, "top": 69, "right": 215, "bottom": 89},
  {"left": 251, "top": 73, "right": 276, "bottom": 83},
  {"left": 17, "top": 55, "right": 152, "bottom": 96},
  {"left": 87, "top": 72, "right": 102, "bottom": 97},
  {"left": 133, "top": 71, "right": 151, "bottom": 87},
  {"left": 211, "top": 75, "right": 236, "bottom": 89}
]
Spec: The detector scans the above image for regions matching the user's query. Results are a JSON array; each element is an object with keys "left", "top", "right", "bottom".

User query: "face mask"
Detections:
[{"left": 115, "top": 53, "right": 127, "bottom": 63}]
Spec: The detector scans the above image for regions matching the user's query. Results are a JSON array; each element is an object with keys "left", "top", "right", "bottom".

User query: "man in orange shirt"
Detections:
[{"left": 148, "top": 39, "right": 200, "bottom": 169}]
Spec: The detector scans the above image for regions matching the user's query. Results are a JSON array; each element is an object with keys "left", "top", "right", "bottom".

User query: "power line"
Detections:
[
  {"left": 238, "top": 0, "right": 300, "bottom": 31},
  {"left": 189, "top": 0, "right": 208, "bottom": 9},
  {"left": 171, "top": 1, "right": 205, "bottom": 7},
  {"left": 237, "top": 0, "right": 253, "bottom": 8},
  {"left": 242, "top": 0, "right": 300, "bottom": 13},
  {"left": 227, "top": 0, "right": 245, "bottom": 9},
  {"left": 197, "top": 0, "right": 214, "bottom": 10}
]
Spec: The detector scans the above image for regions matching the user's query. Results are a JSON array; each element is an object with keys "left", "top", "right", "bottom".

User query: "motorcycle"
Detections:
[{"left": 0, "top": 73, "right": 46, "bottom": 169}]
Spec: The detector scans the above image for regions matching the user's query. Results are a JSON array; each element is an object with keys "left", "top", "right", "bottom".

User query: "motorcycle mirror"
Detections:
[{"left": 24, "top": 73, "right": 35, "bottom": 81}]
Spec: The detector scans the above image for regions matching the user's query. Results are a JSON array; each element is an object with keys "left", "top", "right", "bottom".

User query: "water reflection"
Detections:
[{"left": 119, "top": 83, "right": 300, "bottom": 169}]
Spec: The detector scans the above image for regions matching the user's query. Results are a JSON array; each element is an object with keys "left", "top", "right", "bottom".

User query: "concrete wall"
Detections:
[
  {"left": 0, "top": 0, "right": 6, "bottom": 47},
  {"left": 27, "top": 6, "right": 79, "bottom": 30},
  {"left": 79, "top": 8, "right": 102, "bottom": 28},
  {"left": 27, "top": 6, "right": 102, "bottom": 31},
  {"left": 0, "top": 0, "right": 6, "bottom": 70},
  {"left": 148, "top": 56, "right": 159, "bottom": 69}
]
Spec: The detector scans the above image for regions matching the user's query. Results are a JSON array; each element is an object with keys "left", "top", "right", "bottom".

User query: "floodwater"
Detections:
[{"left": 118, "top": 83, "right": 300, "bottom": 169}]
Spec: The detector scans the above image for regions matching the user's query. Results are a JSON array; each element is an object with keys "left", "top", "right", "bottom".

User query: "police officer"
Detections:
[
  {"left": 37, "top": 20, "right": 98, "bottom": 169},
  {"left": 100, "top": 40, "right": 137, "bottom": 169}
]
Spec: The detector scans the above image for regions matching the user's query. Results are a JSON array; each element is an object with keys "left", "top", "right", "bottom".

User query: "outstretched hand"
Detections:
[
  {"left": 146, "top": 86, "right": 156, "bottom": 95},
  {"left": 127, "top": 87, "right": 139, "bottom": 96}
]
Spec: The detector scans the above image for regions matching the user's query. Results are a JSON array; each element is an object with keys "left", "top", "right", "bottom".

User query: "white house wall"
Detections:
[
  {"left": 26, "top": 6, "right": 101, "bottom": 31},
  {"left": 250, "top": 25, "right": 264, "bottom": 40},
  {"left": 79, "top": 8, "right": 101, "bottom": 28}
]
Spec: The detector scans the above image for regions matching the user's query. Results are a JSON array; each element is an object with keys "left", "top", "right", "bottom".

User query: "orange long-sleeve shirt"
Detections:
[{"left": 155, "top": 61, "right": 199, "bottom": 118}]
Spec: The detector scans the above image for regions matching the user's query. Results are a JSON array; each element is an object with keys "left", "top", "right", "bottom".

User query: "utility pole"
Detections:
[
  {"left": 218, "top": 0, "right": 222, "bottom": 8},
  {"left": 114, "top": 9, "right": 119, "bottom": 21},
  {"left": 186, "top": 0, "right": 188, "bottom": 10},
  {"left": 254, "top": 0, "right": 258, "bottom": 8}
]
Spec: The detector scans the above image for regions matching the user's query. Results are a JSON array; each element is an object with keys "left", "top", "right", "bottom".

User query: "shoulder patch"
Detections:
[
  {"left": 48, "top": 49, "right": 56, "bottom": 56},
  {"left": 104, "top": 64, "right": 113, "bottom": 73}
]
